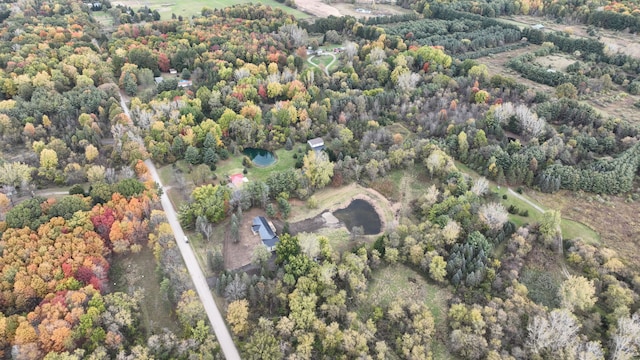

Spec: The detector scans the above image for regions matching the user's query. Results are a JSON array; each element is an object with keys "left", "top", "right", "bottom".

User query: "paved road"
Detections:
[
  {"left": 308, "top": 52, "right": 336, "bottom": 76},
  {"left": 119, "top": 92, "right": 239, "bottom": 359},
  {"left": 144, "top": 161, "right": 241, "bottom": 360}
]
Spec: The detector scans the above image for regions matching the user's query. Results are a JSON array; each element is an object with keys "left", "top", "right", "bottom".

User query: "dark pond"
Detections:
[
  {"left": 243, "top": 148, "right": 275, "bottom": 166},
  {"left": 333, "top": 199, "right": 382, "bottom": 235}
]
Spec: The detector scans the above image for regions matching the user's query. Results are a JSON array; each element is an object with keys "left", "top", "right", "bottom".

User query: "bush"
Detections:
[
  {"left": 243, "top": 168, "right": 248, "bottom": 175},
  {"left": 507, "top": 204, "right": 519, "bottom": 214},
  {"left": 519, "top": 210, "right": 529, "bottom": 217},
  {"left": 307, "top": 196, "right": 318, "bottom": 209},
  {"left": 69, "top": 184, "right": 85, "bottom": 195},
  {"left": 502, "top": 194, "right": 508, "bottom": 199}
]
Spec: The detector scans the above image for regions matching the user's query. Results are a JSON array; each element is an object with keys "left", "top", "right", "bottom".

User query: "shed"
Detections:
[{"left": 307, "top": 137, "right": 325, "bottom": 152}]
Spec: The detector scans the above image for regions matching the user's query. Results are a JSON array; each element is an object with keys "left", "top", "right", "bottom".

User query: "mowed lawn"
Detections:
[
  {"left": 116, "top": 0, "right": 309, "bottom": 20},
  {"left": 215, "top": 146, "right": 299, "bottom": 183}
]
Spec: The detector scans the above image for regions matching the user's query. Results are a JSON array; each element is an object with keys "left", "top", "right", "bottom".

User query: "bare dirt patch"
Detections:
[
  {"left": 294, "top": 0, "right": 341, "bottom": 18},
  {"left": 527, "top": 190, "right": 640, "bottom": 270},
  {"left": 332, "top": 3, "right": 412, "bottom": 18},
  {"left": 224, "top": 208, "right": 267, "bottom": 270}
]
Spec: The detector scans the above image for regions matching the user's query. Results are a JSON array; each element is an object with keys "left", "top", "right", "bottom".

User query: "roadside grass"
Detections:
[
  {"left": 110, "top": 247, "right": 180, "bottom": 335},
  {"left": 454, "top": 161, "right": 601, "bottom": 245},
  {"left": 364, "top": 264, "right": 455, "bottom": 359},
  {"left": 117, "top": 0, "right": 309, "bottom": 20},
  {"left": 185, "top": 218, "right": 226, "bottom": 278}
]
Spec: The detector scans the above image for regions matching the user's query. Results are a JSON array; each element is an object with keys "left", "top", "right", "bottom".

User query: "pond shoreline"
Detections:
[{"left": 281, "top": 191, "right": 388, "bottom": 236}]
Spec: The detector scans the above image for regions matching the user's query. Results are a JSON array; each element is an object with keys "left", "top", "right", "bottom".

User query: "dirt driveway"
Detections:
[{"left": 224, "top": 208, "right": 266, "bottom": 270}]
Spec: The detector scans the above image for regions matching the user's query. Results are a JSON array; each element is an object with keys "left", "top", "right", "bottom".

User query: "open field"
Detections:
[
  {"left": 113, "top": 0, "right": 309, "bottom": 20},
  {"left": 533, "top": 53, "right": 577, "bottom": 72},
  {"left": 111, "top": 248, "right": 180, "bottom": 335},
  {"left": 454, "top": 161, "right": 601, "bottom": 245},
  {"left": 503, "top": 15, "right": 640, "bottom": 58},
  {"left": 364, "top": 264, "right": 455, "bottom": 359},
  {"left": 475, "top": 44, "right": 640, "bottom": 125},
  {"left": 294, "top": 0, "right": 410, "bottom": 18},
  {"left": 528, "top": 190, "right": 640, "bottom": 269}
]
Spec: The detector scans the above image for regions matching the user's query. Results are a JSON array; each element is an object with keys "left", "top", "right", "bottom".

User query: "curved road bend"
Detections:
[
  {"left": 144, "top": 160, "right": 241, "bottom": 360},
  {"left": 120, "top": 92, "right": 239, "bottom": 359}
]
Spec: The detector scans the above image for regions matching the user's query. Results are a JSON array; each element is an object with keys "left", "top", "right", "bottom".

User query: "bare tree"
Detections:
[
  {"left": 610, "top": 312, "right": 640, "bottom": 360},
  {"left": 224, "top": 275, "right": 247, "bottom": 303},
  {"left": 396, "top": 72, "right": 421, "bottom": 94},
  {"left": 471, "top": 177, "right": 489, "bottom": 196},
  {"left": 343, "top": 41, "right": 358, "bottom": 63},
  {"left": 368, "top": 47, "right": 386, "bottom": 65},
  {"left": 278, "top": 24, "right": 308, "bottom": 49},
  {"left": 528, "top": 309, "right": 580, "bottom": 355},
  {"left": 196, "top": 215, "right": 213, "bottom": 242},
  {"left": 478, "top": 202, "right": 509, "bottom": 231}
]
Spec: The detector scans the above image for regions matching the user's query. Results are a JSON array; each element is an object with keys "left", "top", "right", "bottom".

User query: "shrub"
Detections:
[
  {"left": 519, "top": 210, "right": 529, "bottom": 217},
  {"left": 69, "top": 184, "right": 85, "bottom": 195},
  {"left": 502, "top": 194, "right": 508, "bottom": 199}
]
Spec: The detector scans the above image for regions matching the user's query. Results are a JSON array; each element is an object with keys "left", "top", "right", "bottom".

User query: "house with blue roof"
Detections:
[{"left": 252, "top": 216, "right": 279, "bottom": 251}]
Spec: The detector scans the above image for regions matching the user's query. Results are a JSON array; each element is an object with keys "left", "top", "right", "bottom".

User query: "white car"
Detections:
[{"left": 184, "top": 236, "right": 188, "bottom": 243}]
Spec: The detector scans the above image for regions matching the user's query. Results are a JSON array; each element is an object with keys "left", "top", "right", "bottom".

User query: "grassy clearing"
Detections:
[
  {"left": 312, "top": 55, "right": 335, "bottom": 69},
  {"left": 116, "top": 0, "right": 309, "bottom": 20},
  {"left": 364, "top": 264, "right": 455, "bottom": 359},
  {"left": 215, "top": 146, "right": 299, "bottom": 184},
  {"left": 520, "top": 266, "right": 562, "bottom": 309},
  {"left": 366, "top": 265, "right": 451, "bottom": 326},
  {"left": 110, "top": 247, "right": 180, "bottom": 335},
  {"left": 298, "top": 228, "right": 352, "bottom": 254},
  {"left": 186, "top": 218, "right": 226, "bottom": 277},
  {"left": 384, "top": 123, "right": 412, "bottom": 139},
  {"left": 528, "top": 190, "right": 640, "bottom": 269},
  {"left": 454, "top": 161, "right": 601, "bottom": 245},
  {"left": 92, "top": 11, "right": 114, "bottom": 27},
  {"left": 289, "top": 183, "right": 395, "bottom": 226}
]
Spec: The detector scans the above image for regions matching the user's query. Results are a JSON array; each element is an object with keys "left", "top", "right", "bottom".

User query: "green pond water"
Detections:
[{"left": 243, "top": 148, "right": 275, "bottom": 166}]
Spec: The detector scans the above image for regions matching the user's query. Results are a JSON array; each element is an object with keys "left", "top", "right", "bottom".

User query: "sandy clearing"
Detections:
[{"left": 294, "top": 0, "right": 341, "bottom": 18}]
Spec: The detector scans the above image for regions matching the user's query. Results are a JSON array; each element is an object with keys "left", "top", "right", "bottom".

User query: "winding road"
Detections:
[
  {"left": 308, "top": 52, "right": 337, "bottom": 76},
  {"left": 120, "top": 94, "right": 240, "bottom": 359}
]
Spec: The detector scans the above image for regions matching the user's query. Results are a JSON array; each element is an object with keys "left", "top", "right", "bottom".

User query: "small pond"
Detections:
[
  {"left": 333, "top": 199, "right": 382, "bottom": 235},
  {"left": 243, "top": 148, "right": 276, "bottom": 166}
]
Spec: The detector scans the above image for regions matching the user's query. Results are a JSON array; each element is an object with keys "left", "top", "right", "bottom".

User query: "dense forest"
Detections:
[{"left": 0, "top": 0, "right": 639, "bottom": 359}]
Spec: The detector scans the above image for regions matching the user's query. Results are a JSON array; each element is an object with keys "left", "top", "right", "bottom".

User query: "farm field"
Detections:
[
  {"left": 113, "top": 0, "right": 309, "bottom": 20},
  {"left": 475, "top": 43, "right": 640, "bottom": 125}
]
